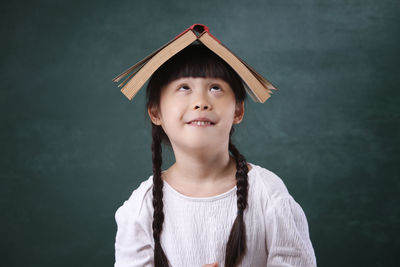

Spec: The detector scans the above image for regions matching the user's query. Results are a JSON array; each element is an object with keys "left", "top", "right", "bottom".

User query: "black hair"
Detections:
[{"left": 145, "top": 43, "right": 249, "bottom": 267}]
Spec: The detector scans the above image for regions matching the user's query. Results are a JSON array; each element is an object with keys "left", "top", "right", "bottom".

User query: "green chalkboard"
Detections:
[{"left": 1, "top": 0, "right": 399, "bottom": 266}]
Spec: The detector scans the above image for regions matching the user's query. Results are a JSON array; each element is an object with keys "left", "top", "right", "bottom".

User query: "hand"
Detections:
[{"left": 202, "top": 263, "right": 218, "bottom": 267}]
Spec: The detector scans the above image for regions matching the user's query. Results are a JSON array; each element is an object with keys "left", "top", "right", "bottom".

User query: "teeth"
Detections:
[{"left": 190, "top": 121, "right": 212, "bottom": 126}]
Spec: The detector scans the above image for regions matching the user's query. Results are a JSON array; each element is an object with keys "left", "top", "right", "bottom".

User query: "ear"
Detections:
[
  {"left": 147, "top": 106, "right": 162, "bottom": 125},
  {"left": 233, "top": 101, "right": 245, "bottom": 124}
]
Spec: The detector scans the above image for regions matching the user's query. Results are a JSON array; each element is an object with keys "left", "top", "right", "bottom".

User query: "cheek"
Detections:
[
  {"left": 160, "top": 104, "right": 182, "bottom": 125},
  {"left": 223, "top": 103, "right": 237, "bottom": 120}
]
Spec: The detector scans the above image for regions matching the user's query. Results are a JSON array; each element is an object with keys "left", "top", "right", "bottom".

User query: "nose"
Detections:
[
  {"left": 195, "top": 103, "right": 209, "bottom": 110},
  {"left": 193, "top": 91, "right": 212, "bottom": 110}
]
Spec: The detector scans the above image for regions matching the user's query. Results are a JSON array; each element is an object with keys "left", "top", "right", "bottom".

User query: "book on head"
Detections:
[{"left": 112, "top": 24, "right": 278, "bottom": 103}]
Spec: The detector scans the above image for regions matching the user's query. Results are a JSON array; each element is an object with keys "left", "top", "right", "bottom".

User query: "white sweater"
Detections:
[{"left": 114, "top": 162, "right": 317, "bottom": 267}]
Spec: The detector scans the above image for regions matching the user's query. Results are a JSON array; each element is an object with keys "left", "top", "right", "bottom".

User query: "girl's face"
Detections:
[{"left": 148, "top": 76, "right": 244, "bottom": 152}]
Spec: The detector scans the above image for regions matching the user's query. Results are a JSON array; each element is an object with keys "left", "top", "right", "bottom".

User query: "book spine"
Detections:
[{"left": 174, "top": 24, "right": 221, "bottom": 44}]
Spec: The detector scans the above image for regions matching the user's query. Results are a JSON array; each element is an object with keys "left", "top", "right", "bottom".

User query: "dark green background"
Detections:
[{"left": 1, "top": 0, "right": 399, "bottom": 266}]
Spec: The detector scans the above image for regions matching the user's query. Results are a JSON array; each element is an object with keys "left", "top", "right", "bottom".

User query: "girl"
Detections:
[{"left": 114, "top": 44, "right": 317, "bottom": 267}]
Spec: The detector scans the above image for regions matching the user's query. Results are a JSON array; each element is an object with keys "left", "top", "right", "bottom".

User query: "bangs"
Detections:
[
  {"left": 160, "top": 44, "right": 238, "bottom": 84},
  {"left": 147, "top": 43, "right": 246, "bottom": 103}
]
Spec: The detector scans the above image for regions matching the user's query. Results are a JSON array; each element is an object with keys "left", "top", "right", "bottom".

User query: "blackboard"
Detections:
[{"left": 1, "top": 0, "right": 399, "bottom": 266}]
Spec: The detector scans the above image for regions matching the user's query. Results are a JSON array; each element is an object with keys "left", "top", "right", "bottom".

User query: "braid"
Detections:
[
  {"left": 151, "top": 124, "right": 170, "bottom": 267},
  {"left": 144, "top": 43, "right": 250, "bottom": 266},
  {"left": 150, "top": 124, "right": 248, "bottom": 267},
  {"left": 224, "top": 134, "right": 249, "bottom": 267}
]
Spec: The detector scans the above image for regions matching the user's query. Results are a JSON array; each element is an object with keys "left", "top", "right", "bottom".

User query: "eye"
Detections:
[
  {"left": 177, "top": 84, "right": 222, "bottom": 92},
  {"left": 178, "top": 85, "right": 190, "bottom": 91},
  {"left": 210, "top": 85, "right": 222, "bottom": 92}
]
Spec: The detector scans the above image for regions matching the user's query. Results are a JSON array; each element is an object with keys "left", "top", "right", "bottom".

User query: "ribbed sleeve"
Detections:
[
  {"left": 266, "top": 197, "right": 317, "bottom": 267},
  {"left": 114, "top": 200, "right": 154, "bottom": 267}
]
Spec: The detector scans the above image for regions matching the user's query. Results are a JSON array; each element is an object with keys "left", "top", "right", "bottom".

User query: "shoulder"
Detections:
[
  {"left": 248, "top": 162, "right": 291, "bottom": 203},
  {"left": 114, "top": 176, "right": 154, "bottom": 225},
  {"left": 114, "top": 176, "right": 156, "bottom": 260}
]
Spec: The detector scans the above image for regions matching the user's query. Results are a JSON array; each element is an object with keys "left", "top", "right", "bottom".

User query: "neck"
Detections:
[{"left": 165, "top": 143, "right": 236, "bottom": 187}]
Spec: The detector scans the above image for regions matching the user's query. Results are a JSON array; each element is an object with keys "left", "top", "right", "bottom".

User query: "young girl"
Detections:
[{"left": 114, "top": 44, "right": 317, "bottom": 267}]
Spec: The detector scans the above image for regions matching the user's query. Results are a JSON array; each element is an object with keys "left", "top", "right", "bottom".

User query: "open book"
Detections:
[{"left": 112, "top": 24, "right": 278, "bottom": 103}]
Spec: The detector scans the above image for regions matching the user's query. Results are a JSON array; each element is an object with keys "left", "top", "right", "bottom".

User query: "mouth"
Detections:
[{"left": 187, "top": 121, "right": 215, "bottom": 127}]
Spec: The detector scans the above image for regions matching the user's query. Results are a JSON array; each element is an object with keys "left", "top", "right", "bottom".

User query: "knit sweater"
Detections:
[{"left": 114, "top": 162, "right": 317, "bottom": 267}]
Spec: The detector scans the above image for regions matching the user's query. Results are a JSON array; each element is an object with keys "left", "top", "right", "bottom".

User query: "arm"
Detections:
[
  {"left": 266, "top": 197, "right": 317, "bottom": 267},
  {"left": 114, "top": 201, "right": 154, "bottom": 267}
]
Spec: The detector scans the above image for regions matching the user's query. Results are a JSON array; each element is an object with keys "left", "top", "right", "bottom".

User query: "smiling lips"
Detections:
[
  {"left": 187, "top": 117, "right": 215, "bottom": 127},
  {"left": 188, "top": 120, "right": 214, "bottom": 127}
]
